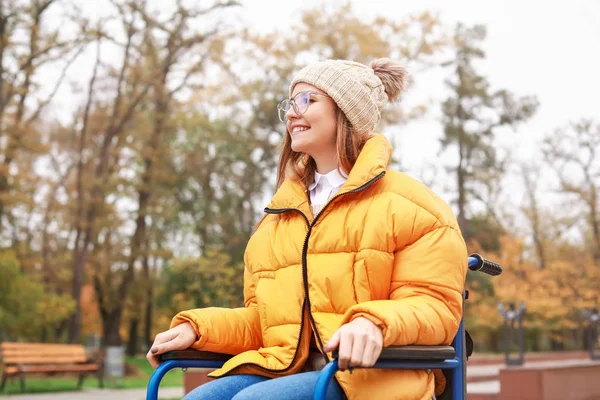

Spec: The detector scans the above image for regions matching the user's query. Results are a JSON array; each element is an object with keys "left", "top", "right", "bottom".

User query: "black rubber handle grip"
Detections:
[{"left": 468, "top": 253, "right": 502, "bottom": 276}]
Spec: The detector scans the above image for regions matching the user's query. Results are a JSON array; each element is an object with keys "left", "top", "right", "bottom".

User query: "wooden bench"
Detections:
[{"left": 0, "top": 342, "right": 103, "bottom": 392}]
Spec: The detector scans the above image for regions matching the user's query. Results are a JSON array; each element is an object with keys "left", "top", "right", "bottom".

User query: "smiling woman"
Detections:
[{"left": 148, "top": 58, "right": 468, "bottom": 400}]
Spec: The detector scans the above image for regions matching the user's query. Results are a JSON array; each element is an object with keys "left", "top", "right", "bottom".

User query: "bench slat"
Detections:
[
  {"left": 3, "top": 364, "right": 100, "bottom": 376},
  {"left": 1, "top": 343, "right": 85, "bottom": 351},
  {"left": 21, "top": 364, "right": 100, "bottom": 373},
  {"left": 1, "top": 342, "right": 93, "bottom": 366},
  {"left": 2, "top": 349, "right": 86, "bottom": 355},
  {"left": 2, "top": 355, "right": 89, "bottom": 364}
]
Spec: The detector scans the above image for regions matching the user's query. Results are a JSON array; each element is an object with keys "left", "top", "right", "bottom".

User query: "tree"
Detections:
[
  {"left": 542, "top": 119, "right": 600, "bottom": 263},
  {"left": 80, "top": 0, "right": 237, "bottom": 347},
  {"left": 0, "top": 0, "right": 87, "bottom": 224},
  {"left": 156, "top": 250, "right": 244, "bottom": 319},
  {"left": 440, "top": 24, "right": 538, "bottom": 240},
  {"left": 0, "top": 250, "right": 74, "bottom": 341}
]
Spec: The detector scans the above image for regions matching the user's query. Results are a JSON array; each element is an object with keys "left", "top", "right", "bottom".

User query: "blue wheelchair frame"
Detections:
[{"left": 147, "top": 255, "right": 500, "bottom": 400}]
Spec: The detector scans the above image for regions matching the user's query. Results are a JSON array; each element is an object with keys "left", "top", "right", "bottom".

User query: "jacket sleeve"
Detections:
[
  {"left": 340, "top": 225, "right": 467, "bottom": 347},
  {"left": 170, "top": 263, "right": 263, "bottom": 355}
]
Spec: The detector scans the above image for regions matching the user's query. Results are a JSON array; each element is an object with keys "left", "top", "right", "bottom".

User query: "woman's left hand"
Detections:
[{"left": 323, "top": 316, "right": 384, "bottom": 370}]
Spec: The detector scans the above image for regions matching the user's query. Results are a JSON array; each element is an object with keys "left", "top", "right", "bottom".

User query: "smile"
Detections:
[{"left": 292, "top": 126, "right": 310, "bottom": 134}]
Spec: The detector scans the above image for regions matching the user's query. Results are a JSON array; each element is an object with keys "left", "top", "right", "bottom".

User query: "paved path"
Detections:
[
  {"left": 0, "top": 387, "right": 184, "bottom": 400},
  {"left": 467, "top": 380, "right": 500, "bottom": 394},
  {"left": 466, "top": 358, "right": 600, "bottom": 396}
]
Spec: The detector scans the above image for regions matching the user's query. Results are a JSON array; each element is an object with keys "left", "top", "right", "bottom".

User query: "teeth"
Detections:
[{"left": 293, "top": 126, "right": 309, "bottom": 133}]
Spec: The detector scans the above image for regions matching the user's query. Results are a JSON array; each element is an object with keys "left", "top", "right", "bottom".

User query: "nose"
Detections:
[{"left": 286, "top": 104, "right": 299, "bottom": 121}]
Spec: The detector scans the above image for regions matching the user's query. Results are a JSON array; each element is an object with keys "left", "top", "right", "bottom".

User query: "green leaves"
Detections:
[{"left": 0, "top": 250, "right": 74, "bottom": 341}]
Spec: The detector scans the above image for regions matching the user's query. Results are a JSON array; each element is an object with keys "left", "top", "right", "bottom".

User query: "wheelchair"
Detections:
[{"left": 147, "top": 254, "right": 501, "bottom": 400}]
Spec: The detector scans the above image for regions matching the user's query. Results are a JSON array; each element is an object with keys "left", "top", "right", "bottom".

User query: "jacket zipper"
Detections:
[{"left": 264, "top": 170, "right": 386, "bottom": 368}]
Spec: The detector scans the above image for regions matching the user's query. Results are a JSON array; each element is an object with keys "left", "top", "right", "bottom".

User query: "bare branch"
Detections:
[
  {"left": 25, "top": 44, "right": 85, "bottom": 124},
  {"left": 168, "top": 55, "right": 207, "bottom": 96}
]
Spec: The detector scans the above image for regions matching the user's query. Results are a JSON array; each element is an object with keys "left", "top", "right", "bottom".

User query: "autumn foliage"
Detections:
[{"left": 0, "top": 1, "right": 597, "bottom": 354}]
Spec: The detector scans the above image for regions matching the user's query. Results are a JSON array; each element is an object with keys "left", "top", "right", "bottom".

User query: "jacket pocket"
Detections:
[{"left": 353, "top": 258, "right": 372, "bottom": 303}]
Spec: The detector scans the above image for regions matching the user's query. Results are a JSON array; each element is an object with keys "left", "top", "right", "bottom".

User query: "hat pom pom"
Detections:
[{"left": 370, "top": 58, "right": 410, "bottom": 102}]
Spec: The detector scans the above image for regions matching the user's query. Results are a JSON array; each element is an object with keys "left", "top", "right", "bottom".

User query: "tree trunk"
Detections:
[
  {"left": 126, "top": 318, "right": 139, "bottom": 356},
  {"left": 456, "top": 92, "right": 468, "bottom": 236},
  {"left": 589, "top": 185, "right": 600, "bottom": 263},
  {"left": 550, "top": 330, "right": 564, "bottom": 351},
  {"left": 54, "top": 319, "right": 67, "bottom": 342},
  {"left": 103, "top": 310, "right": 123, "bottom": 347},
  {"left": 531, "top": 329, "right": 540, "bottom": 352},
  {"left": 67, "top": 37, "right": 102, "bottom": 344},
  {"left": 143, "top": 256, "right": 154, "bottom": 349},
  {"left": 101, "top": 68, "right": 170, "bottom": 347},
  {"left": 68, "top": 248, "right": 86, "bottom": 343}
]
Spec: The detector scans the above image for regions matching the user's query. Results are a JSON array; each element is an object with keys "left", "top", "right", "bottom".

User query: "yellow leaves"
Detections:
[
  {"left": 466, "top": 233, "right": 600, "bottom": 340},
  {"left": 81, "top": 284, "right": 101, "bottom": 335}
]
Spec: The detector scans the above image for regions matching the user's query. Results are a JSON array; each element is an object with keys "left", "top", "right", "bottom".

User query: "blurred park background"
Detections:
[{"left": 0, "top": 0, "right": 599, "bottom": 396}]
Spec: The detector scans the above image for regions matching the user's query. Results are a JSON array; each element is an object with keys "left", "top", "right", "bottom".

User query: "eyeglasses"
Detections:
[{"left": 277, "top": 91, "right": 330, "bottom": 123}]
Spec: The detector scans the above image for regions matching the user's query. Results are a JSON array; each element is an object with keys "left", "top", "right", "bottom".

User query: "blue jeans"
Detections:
[{"left": 183, "top": 372, "right": 344, "bottom": 400}]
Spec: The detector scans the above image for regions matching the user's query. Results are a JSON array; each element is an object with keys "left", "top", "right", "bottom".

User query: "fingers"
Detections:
[
  {"left": 361, "top": 337, "right": 377, "bottom": 367},
  {"left": 323, "top": 330, "right": 340, "bottom": 353},
  {"left": 146, "top": 348, "right": 160, "bottom": 369},
  {"left": 372, "top": 343, "right": 383, "bottom": 366},
  {"left": 146, "top": 329, "right": 183, "bottom": 369},
  {"left": 349, "top": 332, "right": 366, "bottom": 367},
  {"left": 337, "top": 331, "right": 353, "bottom": 371},
  {"left": 151, "top": 338, "right": 183, "bottom": 356},
  {"left": 330, "top": 318, "right": 384, "bottom": 371}
]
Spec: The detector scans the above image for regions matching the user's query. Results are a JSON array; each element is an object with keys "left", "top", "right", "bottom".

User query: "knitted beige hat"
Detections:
[{"left": 289, "top": 59, "right": 408, "bottom": 134}]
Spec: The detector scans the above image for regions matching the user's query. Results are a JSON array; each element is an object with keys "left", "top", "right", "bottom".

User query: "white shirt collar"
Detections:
[{"left": 308, "top": 168, "right": 347, "bottom": 191}]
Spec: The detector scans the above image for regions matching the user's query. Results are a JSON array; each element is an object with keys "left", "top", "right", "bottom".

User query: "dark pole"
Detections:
[
  {"left": 499, "top": 301, "right": 526, "bottom": 366},
  {"left": 583, "top": 307, "right": 600, "bottom": 361}
]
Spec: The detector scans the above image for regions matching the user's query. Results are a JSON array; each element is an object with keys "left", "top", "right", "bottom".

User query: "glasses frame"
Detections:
[{"left": 277, "top": 91, "right": 330, "bottom": 122}]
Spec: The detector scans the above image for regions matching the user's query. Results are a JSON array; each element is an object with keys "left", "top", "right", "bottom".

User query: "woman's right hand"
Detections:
[{"left": 146, "top": 322, "right": 198, "bottom": 368}]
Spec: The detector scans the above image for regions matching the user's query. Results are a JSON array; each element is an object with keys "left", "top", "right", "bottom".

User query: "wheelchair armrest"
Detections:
[
  {"left": 158, "top": 349, "right": 234, "bottom": 362},
  {"left": 379, "top": 345, "right": 456, "bottom": 360},
  {"left": 158, "top": 345, "right": 455, "bottom": 363},
  {"left": 333, "top": 345, "right": 456, "bottom": 361}
]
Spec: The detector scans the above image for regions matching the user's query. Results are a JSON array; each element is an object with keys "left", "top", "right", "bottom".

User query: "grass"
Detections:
[{"left": 0, "top": 356, "right": 183, "bottom": 395}]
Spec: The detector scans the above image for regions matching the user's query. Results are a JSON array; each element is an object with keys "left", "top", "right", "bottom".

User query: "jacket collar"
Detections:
[{"left": 266, "top": 134, "right": 392, "bottom": 211}]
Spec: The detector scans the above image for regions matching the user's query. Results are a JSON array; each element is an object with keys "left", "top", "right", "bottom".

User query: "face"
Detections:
[{"left": 285, "top": 83, "right": 337, "bottom": 157}]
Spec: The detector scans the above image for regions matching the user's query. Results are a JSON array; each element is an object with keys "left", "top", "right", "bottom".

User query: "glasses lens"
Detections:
[
  {"left": 294, "top": 92, "right": 310, "bottom": 114},
  {"left": 277, "top": 99, "right": 289, "bottom": 122}
]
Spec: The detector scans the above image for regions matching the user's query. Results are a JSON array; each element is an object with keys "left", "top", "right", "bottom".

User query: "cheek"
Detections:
[
  {"left": 312, "top": 110, "right": 337, "bottom": 142},
  {"left": 323, "top": 113, "right": 338, "bottom": 143}
]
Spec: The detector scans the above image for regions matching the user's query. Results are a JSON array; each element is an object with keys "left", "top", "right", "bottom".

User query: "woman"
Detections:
[{"left": 147, "top": 58, "right": 467, "bottom": 400}]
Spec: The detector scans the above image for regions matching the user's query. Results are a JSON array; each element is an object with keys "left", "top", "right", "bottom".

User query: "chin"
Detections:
[{"left": 290, "top": 139, "right": 310, "bottom": 154}]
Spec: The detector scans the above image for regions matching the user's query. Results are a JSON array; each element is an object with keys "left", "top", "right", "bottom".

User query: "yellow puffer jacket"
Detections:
[{"left": 171, "top": 134, "right": 467, "bottom": 400}]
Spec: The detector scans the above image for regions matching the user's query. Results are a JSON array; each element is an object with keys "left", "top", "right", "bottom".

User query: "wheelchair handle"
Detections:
[{"left": 468, "top": 253, "right": 502, "bottom": 276}]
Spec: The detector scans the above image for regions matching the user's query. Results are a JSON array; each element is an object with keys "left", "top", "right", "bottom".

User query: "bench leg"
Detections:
[
  {"left": 77, "top": 373, "right": 85, "bottom": 389},
  {"left": 0, "top": 372, "right": 7, "bottom": 391},
  {"left": 18, "top": 372, "right": 25, "bottom": 393},
  {"left": 97, "top": 370, "right": 104, "bottom": 388}
]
